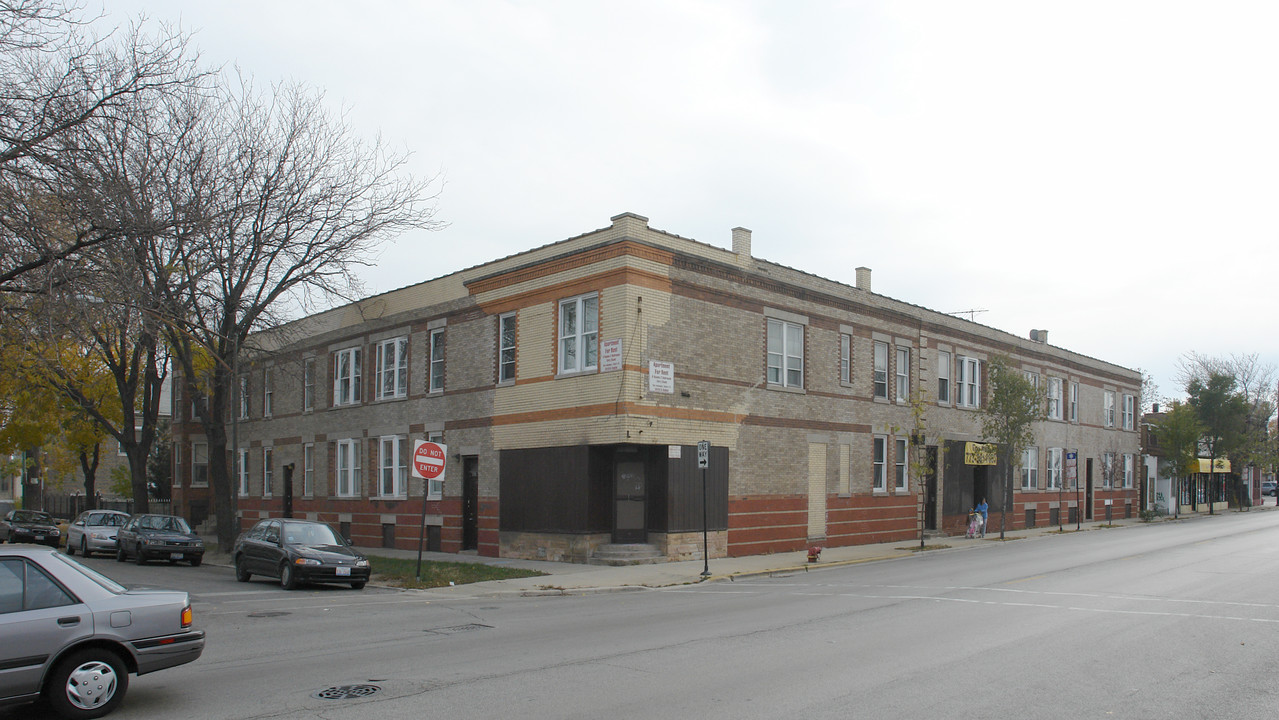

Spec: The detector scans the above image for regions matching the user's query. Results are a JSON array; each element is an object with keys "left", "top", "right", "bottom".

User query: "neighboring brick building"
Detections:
[{"left": 171, "top": 213, "right": 1141, "bottom": 562}]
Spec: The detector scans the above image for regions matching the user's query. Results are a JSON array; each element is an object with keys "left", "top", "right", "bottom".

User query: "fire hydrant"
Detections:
[{"left": 807, "top": 546, "right": 822, "bottom": 563}]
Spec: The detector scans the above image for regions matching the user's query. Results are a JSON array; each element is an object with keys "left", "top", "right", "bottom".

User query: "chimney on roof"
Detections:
[
  {"left": 732, "top": 227, "right": 751, "bottom": 263},
  {"left": 1152, "top": 403, "right": 1160, "bottom": 413},
  {"left": 856, "top": 267, "right": 872, "bottom": 292},
  {"left": 1030, "top": 329, "right": 1048, "bottom": 344}
]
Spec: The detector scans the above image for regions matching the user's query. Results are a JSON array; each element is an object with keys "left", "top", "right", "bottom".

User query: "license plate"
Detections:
[
  {"left": 34, "top": 535, "right": 45, "bottom": 541},
  {"left": 336, "top": 566, "right": 351, "bottom": 576},
  {"left": 170, "top": 553, "right": 184, "bottom": 560}
]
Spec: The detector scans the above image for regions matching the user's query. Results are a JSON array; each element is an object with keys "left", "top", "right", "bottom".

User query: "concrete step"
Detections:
[{"left": 588, "top": 543, "right": 665, "bottom": 566}]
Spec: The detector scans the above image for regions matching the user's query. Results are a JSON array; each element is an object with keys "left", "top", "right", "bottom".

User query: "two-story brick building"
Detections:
[{"left": 171, "top": 213, "right": 1141, "bottom": 563}]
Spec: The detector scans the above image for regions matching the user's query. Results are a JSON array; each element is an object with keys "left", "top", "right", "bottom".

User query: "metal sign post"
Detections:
[
  {"left": 1066, "top": 451, "right": 1078, "bottom": 530},
  {"left": 698, "top": 441, "right": 710, "bottom": 578},
  {"left": 412, "top": 440, "right": 447, "bottom": 581}
]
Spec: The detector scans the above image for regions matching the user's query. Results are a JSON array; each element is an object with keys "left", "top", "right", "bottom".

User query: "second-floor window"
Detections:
[
  {"left": 937, "top": 350, "right": 951, "bottom": 404},
  {"left": 559, "top": 294, "right": 598, "bottom": 374},
  {"left": 377, "top": 337, "right": 409, "bottom": 399},
  {"left": 499, "top": 313, "right": 517, "bottom": 383},
  {"left": 1047, "top": 377, "right": 1062, "bottom": 420},
  {"left": 238, "top": 375, "right": 249, "bottom": 419},
  {"left": 334, "top": 347, "right": 362, "bottom": 406},
  {"left": 1104, "top": 391, "right": 1116, "bottom": 428},
  {"left": 303, "top": 357, "right": 315, "bottom": 411},
  {"left": 839, "top": 333, "right": 851, "bottom": 385},
  {"left": 1123, "top": 394, "right": 1135, "bottom": 430},
  {"left": 895, "top": 347, "right": 910, "bottom": 402},
  {"left": 429, "top": 329, "right": 445, "bottom": 393},
  {"left": 1069, "top": 382, "right": 1079, "bottom": 422},
  {"left": 873, "top": 341, "right": 888, "bottom": 399},
  {"left": 263, "top": 369, "right": 273, "bottom": 417},
  {"left": 766, "top": 318, "right": 803, "bottom": 388},
  {"left": 957, "top": 356, "right": 980, "bottom": 408}
]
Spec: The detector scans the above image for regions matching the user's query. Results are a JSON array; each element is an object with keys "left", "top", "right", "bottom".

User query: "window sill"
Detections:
[
  {"left": 765, "top": 383, "right": 806, "bottom": 395},
  {"left": 556, "top": 368, "right": 598, "bottom": 379}
]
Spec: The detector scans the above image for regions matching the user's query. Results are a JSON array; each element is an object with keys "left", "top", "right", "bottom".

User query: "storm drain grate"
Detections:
[
  {"left": 426, "top": 623, "right": 492, "bottom": 635},
  {"left": 313, "top": 684, "right": 382, "bottom": 700}
]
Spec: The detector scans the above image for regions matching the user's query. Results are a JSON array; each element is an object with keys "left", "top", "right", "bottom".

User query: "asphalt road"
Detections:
[{"left": 9, "top": 511, "right": 1279, "bottom": 719}]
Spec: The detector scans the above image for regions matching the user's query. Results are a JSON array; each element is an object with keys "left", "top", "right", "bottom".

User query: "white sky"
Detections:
[{"left": 100, "top": 1, "right": 1279, "bottom": 404}]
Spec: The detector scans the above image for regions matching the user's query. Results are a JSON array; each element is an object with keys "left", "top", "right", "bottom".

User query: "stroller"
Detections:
[{"left": 966, "top": 510, "right": 985, "bottom": 539}]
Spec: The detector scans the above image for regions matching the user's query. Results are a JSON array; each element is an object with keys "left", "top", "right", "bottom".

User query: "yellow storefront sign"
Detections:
[{"left": 964, "top": 442, "right": 997, "bottom": 466}]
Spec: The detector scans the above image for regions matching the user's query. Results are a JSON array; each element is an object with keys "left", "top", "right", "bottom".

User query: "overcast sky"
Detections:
[{"left": 101, "top": 1, "right": 1279, "bottom": 404}]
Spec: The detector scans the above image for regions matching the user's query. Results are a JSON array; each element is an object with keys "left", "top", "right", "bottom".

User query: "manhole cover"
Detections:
[
  {"left": 313, "top": 684, "right": 382, "bottom": 700},
  {"left": 248, "top": 611, "right": 291, "bottom": 618},
  {"left": 426, "top": 623, "right": 492, "bottom": 635}
]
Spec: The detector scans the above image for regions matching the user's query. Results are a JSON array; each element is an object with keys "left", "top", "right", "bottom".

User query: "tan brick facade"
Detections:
[{"left": 172, "top": 213, "right": 1141, "bottom": 562}]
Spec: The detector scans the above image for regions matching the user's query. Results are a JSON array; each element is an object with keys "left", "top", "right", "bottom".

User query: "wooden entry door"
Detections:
[
  {"left": 614, "top": 458, "right": 646, "bottom": 544},
  {"left": 924, "top": 447, "right": 938, "bottom": 531}
]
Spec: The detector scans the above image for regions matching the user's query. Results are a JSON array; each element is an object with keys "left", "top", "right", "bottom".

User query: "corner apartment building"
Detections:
[{"left": 170, "top": 213, "right": 1141, "bottom": 563}]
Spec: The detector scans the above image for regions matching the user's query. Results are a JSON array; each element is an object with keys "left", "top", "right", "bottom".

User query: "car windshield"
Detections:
[
  {"left": 140, "top": 515, "right": 191, "bottom": 533},
  {"left": 282, "top": 522, "right": 343, "bottom": 547},
  {"left": 12, "top": 510, "right": 51, "bottom": 523},
  {"left": 50, "top": 552, "right": 127, "bottom": 594},
  {"left": 96, "top": 513, "right": 127, "bottom": 526}
]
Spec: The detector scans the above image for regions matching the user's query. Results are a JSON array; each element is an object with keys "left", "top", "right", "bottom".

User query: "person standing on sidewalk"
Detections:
[{"left": 976, "top": 498, "right": 989, "bottom": 538}]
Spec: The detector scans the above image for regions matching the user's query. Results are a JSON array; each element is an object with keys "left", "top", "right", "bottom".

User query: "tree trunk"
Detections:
[{"left": 78, "top": 445, "right": 100, "bottom": 511}]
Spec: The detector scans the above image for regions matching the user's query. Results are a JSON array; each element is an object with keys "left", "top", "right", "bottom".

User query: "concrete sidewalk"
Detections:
[{"left": 207, "top": 508, "right": 1258, "bottom": 599}]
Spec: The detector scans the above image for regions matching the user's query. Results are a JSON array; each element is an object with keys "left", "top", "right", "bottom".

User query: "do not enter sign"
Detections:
[{"left": 412, "top": 440, "right": 448, "bottom": 480}]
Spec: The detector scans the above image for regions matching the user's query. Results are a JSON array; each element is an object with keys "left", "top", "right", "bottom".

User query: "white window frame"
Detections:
[
  {"left": 262, "top": 447, "right": 273, "bottom": 498},
  {"left": 558, "top": 294, "right": 599, "bottom": 375},
  {"left": 1022, "top": 446, "right": 1039, "bottom": 489},
  {"left": 377, "top": 336, "right": 409, "bottom": 399},
  {"left": 333, "top": 347, "right": 362, "bottom": 406},
  {"left": 499, "top": 313, "right": 517, "bottom": 384},
  {"left": 336, "top": 439, "right": 362, "bottom": 498},
  {"left": 303, "top": 443, "right": 314, "bottom": 497},
  {"left": 895, "top": 347, "right": 910, "bottom": 403},
  {"left": 937, "top": 350, "right": 951, "bottom": 405},
  {"left": 839, "top": 333, "right": 851, "bottom": 385},
  {"left": 191, "top": 442, "right": 208, "bottom": 487},
  {"left": 238, "top": 375, "right": 249, "bottom": 419},
  {"left": 1047, "top": 377, "right": 1062, "bottom": 420},
  {"left": 1102, "top": 452, "right": 1115, "bottom": 488},
  {"left": 378, "top": 435, "right": 408, "bottom": 498},
  {"left": 957, "top": 356, "right": 981, "bottom": 408},
  {"left": 872, "top": 341, "right": 888, "bottom": 399},
  {"left": 873, "top": 435, "right": 887, "bottom": 492},
  {"left": 766, "top": 318, "right": 804, "bottom": 388},
  {"left": 1122, "top": 394, "right": 1135, "bottom": 431},
  {"left": 1047, "top": 447, "right": 1063, "bottom": 490},
  {"left": 894, "top": 437, "right": 908, "bottom": 491},
  {"left": 428, "top": 329, "right": 445, "bottom": 393},
  {"left": 303, "top": 357, "right": 315, "bottom": 411},
  {"left": 1104, "top": 391, "right": 1116, "bottom": 428},
  {"left": 1069, "top": 382, "right": 1079, "bottom": 423},
  {"left": 427, "top": 431, "right": 445, "bottom": 499},
  {"left": 1123, "top": 453, "right": 1134, "bottom": 488},
  {"left": 263, "top": 368, "right": 273, "bottom": 417},
  {"left": 237, "top": 448, "right": 249, "bottom": 497}
]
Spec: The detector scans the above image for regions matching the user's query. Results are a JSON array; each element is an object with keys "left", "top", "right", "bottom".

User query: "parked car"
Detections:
[
  {"left": 0, "top": 509, "right": 62, "bottom": 548},
  {"left": 0, "top": 544, "right": 205, "bottom": 719},
  {"left": 114, "top": 514, "right": 204, "bottom": 567},
  {"left": 233, "top": 518, "right": 370, "bottom": 590},
  {"left": 65, "top": 510, "right": 131, "bottom": 558},
  {"left": 1263, "top": 481, "right": 1276, "bottom": 497}
]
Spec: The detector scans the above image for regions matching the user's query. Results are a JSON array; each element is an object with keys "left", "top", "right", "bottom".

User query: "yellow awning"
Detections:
[{"left": 1196, "top": 458, "right": 1230, "bottom": 474}]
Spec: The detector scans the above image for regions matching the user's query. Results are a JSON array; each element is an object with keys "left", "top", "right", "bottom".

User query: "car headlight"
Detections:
[
  {"left": 49, "top": 529, "right": 60, "bottom": 536},
  {"left": 355, "top": 559, "right": 369, "bottom": 568},
  {"left": 293, "top": 557, "right": 321, "bottom": 566}
]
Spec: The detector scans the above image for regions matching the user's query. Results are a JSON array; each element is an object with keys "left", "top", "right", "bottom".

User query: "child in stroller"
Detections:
[{"left": 966, "top": 509, "right": 985, "bottom": 538}]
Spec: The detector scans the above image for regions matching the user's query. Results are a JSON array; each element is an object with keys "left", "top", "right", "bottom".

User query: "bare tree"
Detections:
[
  {"left": 0, "top": 1, "right": 201, "bottom": 294},
  {"left": 157, "top": 77, "right": 443, "bottom": 549}
]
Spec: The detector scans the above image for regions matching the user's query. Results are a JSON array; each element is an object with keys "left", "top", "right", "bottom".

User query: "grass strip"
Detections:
[{"left": 365, "top": 554, "right": 546, "bottom": 589}]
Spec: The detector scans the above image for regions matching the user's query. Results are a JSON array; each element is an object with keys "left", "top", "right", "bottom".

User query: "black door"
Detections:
[
  {"left": 1085, "top": 458, "right": 1094, "bottom": 520},
  {"left": 462, "top": 456, "right": 479, "bottom": 551},
  {"left": 924, "top": 447, "right": 938, "bottom": 531},
  {"left": 613, "top": 457, "right": 646, "bottom": 544}
]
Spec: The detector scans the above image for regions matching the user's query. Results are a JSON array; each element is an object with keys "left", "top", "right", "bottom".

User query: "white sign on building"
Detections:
[
  {"left": 601, "top": 338, "right": 623, "bottom": 372},
  {"left": 649, "top": 360, "right": 674, "bottom": 394}
]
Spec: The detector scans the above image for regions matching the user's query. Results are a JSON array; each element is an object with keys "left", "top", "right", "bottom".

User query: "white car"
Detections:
[
  {"left": 65, "top": 510, "right": 130, "bottom": 558},
  {"left": 0, "top": 545, "right": 205, "bottom": 719}
]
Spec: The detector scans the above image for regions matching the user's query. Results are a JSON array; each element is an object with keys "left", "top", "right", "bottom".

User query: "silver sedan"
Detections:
[
  {"left": 0, "top": 545, "right": 205, "bottom": 719},
  {"left": 64, "top": 510, "right": 130, "bottom": 558}
]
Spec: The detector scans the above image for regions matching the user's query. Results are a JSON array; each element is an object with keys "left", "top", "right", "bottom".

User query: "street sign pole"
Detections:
[
  {"left": 411, "top": 440, "right": 448, "bottom": 581},
  {"left": 698, "top": 441, "right": 710, "bottom": 578}
]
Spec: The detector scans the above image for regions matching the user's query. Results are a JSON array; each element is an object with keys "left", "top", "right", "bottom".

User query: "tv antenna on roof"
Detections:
[{"left": 948, "top": 309, "right": 988, "bottom": 321}]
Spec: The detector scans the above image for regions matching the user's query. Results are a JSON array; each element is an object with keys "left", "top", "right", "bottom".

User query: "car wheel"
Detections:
[
  {"left": 134, "top": 547, "right": 146, "bottom": 565},
  {"left": 350, "top": 581, "right": 366, "bottom": 590},
  {"left": 43, "top": 647, "right": 128, "bottom": 720},
  {"left": 280, "top": 563, "right": 298, "bottom": 590},
  {"left": 80, "top": 537, "right": 90, "bottom": 557},
  {"left": 115, "top": 545, "right": 126, "bottom": 562},
  {"left": 234, "top": 557, "right": 251, "bottom": 582},
  {"left": 190, "top": 556, "right": 202, "bottom": 567},
  {"left": 66, "top": 538, "right": 76, "bottom": 555}
]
